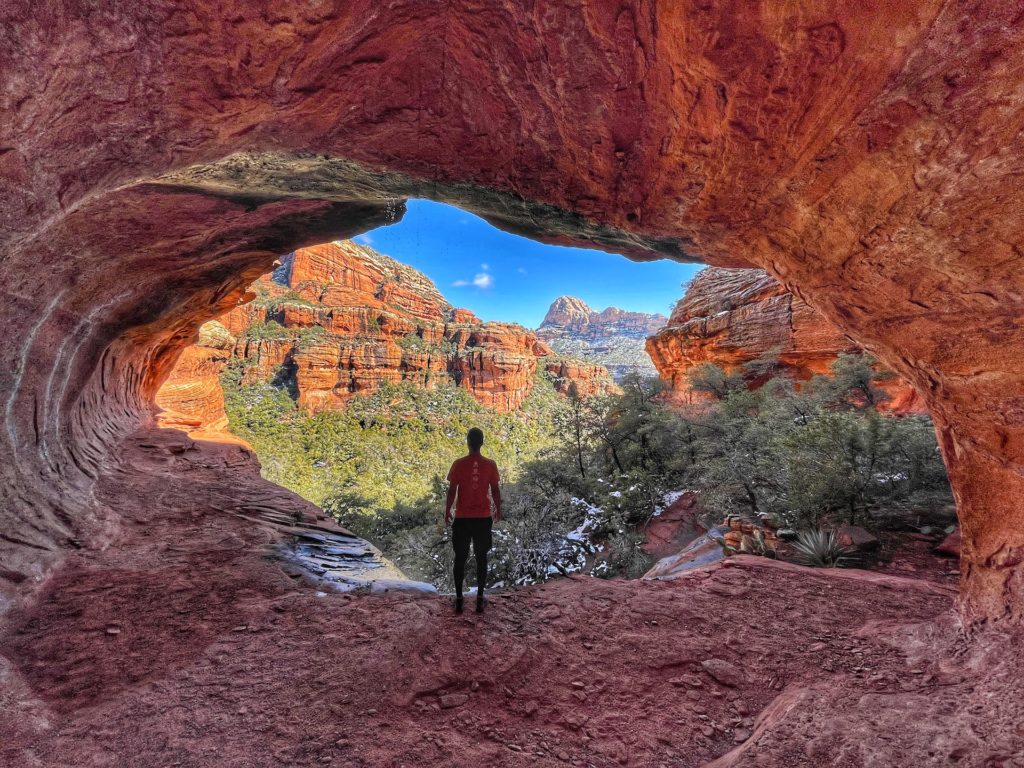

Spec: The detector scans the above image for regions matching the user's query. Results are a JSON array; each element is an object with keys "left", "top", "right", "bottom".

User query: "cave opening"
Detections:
[
  {"left": 150, "top": 194, "right": 956, "bottom": 603},
  {"left": 5, "top": 2, "right": 1024, "bottom": 761},
  {"left": 153, "top": 197, "right": 703, "bottom": 595}
]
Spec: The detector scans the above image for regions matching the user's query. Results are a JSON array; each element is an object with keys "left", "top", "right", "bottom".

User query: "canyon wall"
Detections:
[
  {"left": 2, "top": 1, "right": 1024, "bottom": 623},
  {"left": 156, "top": 241, "right": 613, "bottom": 431},
  {"left": 647, "top": 267, "right": 924, "bottom": 412},
  {"left": 537, "top": 296, "right": 666, "bottom": 381}
]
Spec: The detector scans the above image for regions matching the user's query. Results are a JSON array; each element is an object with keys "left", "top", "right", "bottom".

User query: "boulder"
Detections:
[
  {"left": 700, "top": 659, "right": 745, "bottom": 688},
  {"left": 935, "top": 529, "right": 962, "bottom": 558},
  {"left": 836, "top": 526, "right": 880, "bottom": 552},
  {"left": 643, "top": 530, "right": 728, "bottom": 580}
]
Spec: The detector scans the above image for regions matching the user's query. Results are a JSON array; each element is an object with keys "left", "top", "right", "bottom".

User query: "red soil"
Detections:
[{"left": 1, "top": 433, "right": 1021, "bottom": 767}]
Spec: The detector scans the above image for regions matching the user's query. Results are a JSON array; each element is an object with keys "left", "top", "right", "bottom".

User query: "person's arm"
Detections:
[
  {"left": 490, "top": 464, "right": 502, "bottom": 523},
  {"left": 445, "top": 464, "right": 457, "bottom": 526}
]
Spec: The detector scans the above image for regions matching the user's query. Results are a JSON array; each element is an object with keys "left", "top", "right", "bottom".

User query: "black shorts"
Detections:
[{"left": 452, "top": 517, "right": 492, "bottom": 557}]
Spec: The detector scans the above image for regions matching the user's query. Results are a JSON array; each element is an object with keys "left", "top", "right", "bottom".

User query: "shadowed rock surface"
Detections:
[
  {"left": 6, "top": 478, "right": 1014, "bottom": 768},
  {"left": 3, "top": 2, "right": 1024, "bottom": 764},
  {"left": 3, "top": 0, "right": 1024, "bottom": 623}
]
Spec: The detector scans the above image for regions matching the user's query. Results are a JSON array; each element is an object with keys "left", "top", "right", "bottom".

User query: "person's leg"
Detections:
[
  {"left": 474, "top": 519, "right": 492, "bottom": 612},
  {"left": 452, "top": 521, "right": 469, "bottom": 612}
]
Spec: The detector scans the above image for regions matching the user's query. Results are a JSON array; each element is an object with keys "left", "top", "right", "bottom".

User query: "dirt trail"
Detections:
[{"left": 1, "top": 430, "right": 1020, "bottom": 767}]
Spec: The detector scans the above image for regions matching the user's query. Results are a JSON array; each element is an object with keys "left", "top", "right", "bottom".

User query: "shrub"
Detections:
[
  {"left": 295, "top": 326, "right": 326, "bottom": 349},
  {"left": 243, "top": 320, "right": 291, "bottom": 342},
  {"left": 791, "top": 529, "right": 855, "bottom": 568},
  {"left": 687, "top": 363, "right": 747, "bottom": 400}
]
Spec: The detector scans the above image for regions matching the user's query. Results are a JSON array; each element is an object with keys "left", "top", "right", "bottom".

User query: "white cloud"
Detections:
[
  {"left": 517, "top": 267, "right": 528, "bottom": 274},
  {"left": 480, "top": 262, "right": 490, "bottom": 271},
  {"left": 453, "top": 270, "right": 494, "bottom": 289},
  {"left": 354, "top": 233, "right": 373, "bottom": 245}
]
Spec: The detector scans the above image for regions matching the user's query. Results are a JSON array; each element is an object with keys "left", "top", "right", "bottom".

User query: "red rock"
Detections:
[
  {"left": 836, "top": 525, "right": 880, "bottom": 553},
  {"left": 160, "top": 241, "right": 611, "bottom": 416},
  {"left": 538, "top": 296, "right": 666, "bottom": 380},
  {"left": 647, "top": 268, "right": 924, "bottom": 413},
  {"left": 701, "top": 659, "right": 745, "bottom": 688},
  {"left": 543, "top": 360, "right": 615, "bottom": 398},
  {"left": 2, "top": 0, "right": 1024, "bottom": 628},
  {"left": 936, "top": 529, "right": 962, "bottom": 558},
  {"left": 155, "top": 322, "right": 234, "bottom": 438}
]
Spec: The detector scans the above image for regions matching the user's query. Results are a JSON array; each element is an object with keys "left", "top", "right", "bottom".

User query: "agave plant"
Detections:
[{"left": 791, "top": 528, "right": 855, "bottom": 568}]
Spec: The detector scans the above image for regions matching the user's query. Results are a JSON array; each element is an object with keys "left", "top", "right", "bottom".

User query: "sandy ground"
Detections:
[{"left": 1, "top": 430, "right": 1021, "bottom": 768}]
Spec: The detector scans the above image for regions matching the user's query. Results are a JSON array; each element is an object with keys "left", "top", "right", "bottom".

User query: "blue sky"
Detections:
[{"left": 352, "top": 200, "right": 701, "bottom": 328}]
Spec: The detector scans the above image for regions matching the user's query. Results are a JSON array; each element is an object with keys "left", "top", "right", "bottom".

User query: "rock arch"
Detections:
[{"left": 2, "top": 1, "right": 1023, "bottom": 623}]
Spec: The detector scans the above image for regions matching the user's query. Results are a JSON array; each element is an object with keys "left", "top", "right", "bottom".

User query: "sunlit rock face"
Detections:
[
  {"left": 647, "top": 267, "right": 925, "bottom": 413},
  {"left": 157, "top": 241, "right": 613, "bottom": 427},
  {"left": 154, "top": 322, "right": 239, "bottom": 441},
  {"left": 537, "top": 296, "right": 666, "bottom": 381},
  {"left": 2, "top": 1, "right": 1024, "bottom": 622}
]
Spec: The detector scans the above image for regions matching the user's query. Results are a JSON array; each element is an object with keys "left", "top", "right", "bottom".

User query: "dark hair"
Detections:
[{"left": 467, "top": 427, "right": 484, "bottom": 451}]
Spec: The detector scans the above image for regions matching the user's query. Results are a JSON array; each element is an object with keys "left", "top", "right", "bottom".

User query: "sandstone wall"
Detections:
[
  {"left": 647, "top": 267, "right": 924, "bottom": 413},
  {"left": 2, "top": 1, "right": 1024, "bottom": 622},
  {"left": 157, "top": 241, "right": 613, "bottom": 431}
]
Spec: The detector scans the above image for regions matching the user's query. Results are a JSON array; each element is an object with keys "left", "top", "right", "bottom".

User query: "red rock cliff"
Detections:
[
  {"left": 646, "top": 268, "right": 924, "bottom": 413},
  {"left": 537, "top": 296, "right": 666, "bottom": 380},
  {"left": 158, "top": 241, "right": 613, "bottom": 427}
]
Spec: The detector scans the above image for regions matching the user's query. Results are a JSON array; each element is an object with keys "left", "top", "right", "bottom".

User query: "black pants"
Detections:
[{"left": 452, "top": 517, "right": 492, "bottom": 598}]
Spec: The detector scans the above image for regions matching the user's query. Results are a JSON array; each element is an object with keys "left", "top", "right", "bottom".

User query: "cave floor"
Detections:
[{"left": 1, "top": 430, "right": 1023, "bottom": 768}]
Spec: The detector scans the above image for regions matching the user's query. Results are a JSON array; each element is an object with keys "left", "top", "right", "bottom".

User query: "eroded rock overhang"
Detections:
[{"left": 2, "top": 0, "right": 1024, "bottom": 623}]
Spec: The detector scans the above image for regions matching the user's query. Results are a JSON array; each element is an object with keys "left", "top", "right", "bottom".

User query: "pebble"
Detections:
[
  {"left": 701, "top": 658, "right": 744, "bottom": 688},
  {"left": 439, "top": 694, "right": 469, "bottom": 709}
]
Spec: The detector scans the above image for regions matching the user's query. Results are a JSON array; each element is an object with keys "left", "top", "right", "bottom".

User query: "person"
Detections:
[{"left": 445, "top": 427, "right": 501, "bottom": 614}]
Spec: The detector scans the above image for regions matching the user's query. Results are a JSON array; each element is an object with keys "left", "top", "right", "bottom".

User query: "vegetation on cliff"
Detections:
[{"left": 225, "top": 348, "right": 953, "bottom": 591}]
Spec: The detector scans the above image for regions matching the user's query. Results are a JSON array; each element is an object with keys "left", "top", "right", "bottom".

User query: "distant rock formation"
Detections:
[
  {"left": 157, "top": 242, "right": 613, "bottom": 432},
  {"left": 646, "top": 268, "right": 924, "bottom": 413},
  {"left": 537, "top": 296, "right": 666, "bottom": 381}
]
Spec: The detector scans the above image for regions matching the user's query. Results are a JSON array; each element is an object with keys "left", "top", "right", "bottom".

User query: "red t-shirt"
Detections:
[{"left": 447, "top": 454, "right": 500, "bottom": 518}]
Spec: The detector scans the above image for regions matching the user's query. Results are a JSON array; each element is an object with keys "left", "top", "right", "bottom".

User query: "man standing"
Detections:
[{"left": 445, "top": 427, "right": 501, "bottom": 614}]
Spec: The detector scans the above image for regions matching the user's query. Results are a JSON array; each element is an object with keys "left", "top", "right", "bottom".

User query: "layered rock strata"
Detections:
[
  {"left": 647, "top": 268, "right": 924, "bottom": 412},
  {"left": 538, "top": 296, "right": 666, "bottom": 380},
  {"left": 157, "top": 241, "right": 613, "bottom": 430},
  {"left": 3, "top": 0, "right": 1024, "bottom": 626}
]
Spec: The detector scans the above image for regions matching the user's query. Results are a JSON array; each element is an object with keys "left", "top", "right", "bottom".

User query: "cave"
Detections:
[{"left": 3, "top": 2, "right": 1024, "bottom": 765}]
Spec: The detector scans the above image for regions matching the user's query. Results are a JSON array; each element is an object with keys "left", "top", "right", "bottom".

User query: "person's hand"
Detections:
[
  {"left": 444, "top": 510, "right": 453, "bottom": 527},
  {"left": 493, "top": 508, "right": 502, "bottom": 523}
]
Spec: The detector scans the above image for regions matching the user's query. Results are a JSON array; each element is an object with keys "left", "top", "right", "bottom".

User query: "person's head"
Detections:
[{"left": 467, "top": 427, "right": 484, "bottom": 453}]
